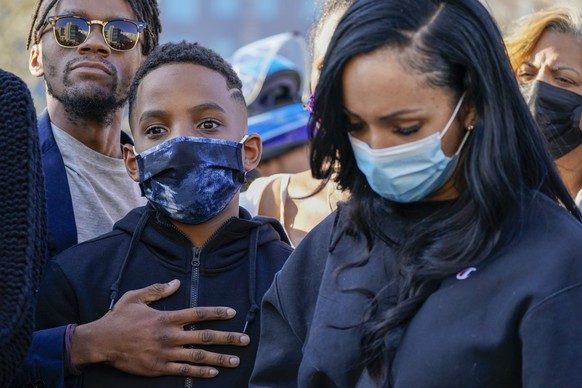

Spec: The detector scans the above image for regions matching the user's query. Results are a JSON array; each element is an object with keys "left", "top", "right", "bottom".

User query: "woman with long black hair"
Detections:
[{"left": 250, "top": 0, "right": 582, "bottom": 387}]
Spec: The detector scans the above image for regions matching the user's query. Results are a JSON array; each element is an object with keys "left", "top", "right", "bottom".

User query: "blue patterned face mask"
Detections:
[{"left": 135, "top": 136, "right": 247, "bottom": 224}]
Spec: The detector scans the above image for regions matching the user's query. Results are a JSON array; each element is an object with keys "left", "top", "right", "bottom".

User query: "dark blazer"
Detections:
[{"left": 38, "top": 110, "right": 134, "bottom": 256}]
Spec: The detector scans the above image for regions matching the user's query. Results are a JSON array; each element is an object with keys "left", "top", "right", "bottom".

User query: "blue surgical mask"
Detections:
[
  {"left": 348, "top": 94, "right": 470, "bottom": 203},
  {"left": 135, "top": 136, "right": 247, "bottom": 224}
]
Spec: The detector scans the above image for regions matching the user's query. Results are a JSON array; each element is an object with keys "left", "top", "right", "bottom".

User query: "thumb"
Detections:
[{"left": 122, "top": 279, "right": 181, "bottom": 306}]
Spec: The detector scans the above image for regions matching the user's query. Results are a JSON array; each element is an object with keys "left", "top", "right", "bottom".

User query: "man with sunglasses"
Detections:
[
  {"left": 12, "top": 0, "right": 255, "bottom": 386},
  {"left": 28, "top": 1, "right": 153, "bottom": 256}
]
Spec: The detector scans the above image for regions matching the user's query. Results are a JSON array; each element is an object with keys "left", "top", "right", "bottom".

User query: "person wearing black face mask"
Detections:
[
  {"left": 507, "top": 5, "right": 582, "bottom": 206},
  {"left": 521, "top": 80, "right": 582, "bottom": 159}
]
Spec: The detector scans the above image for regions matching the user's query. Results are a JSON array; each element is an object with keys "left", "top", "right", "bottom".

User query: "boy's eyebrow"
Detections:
[
  {"left": 137, "top": 103, "right": 227, "bottom": 124},
  {"left": 188, "top": 103, "right": 226, "bottom": 115},
  {"left": 138, "top": 109, "right": 166, "bottom": 124}
]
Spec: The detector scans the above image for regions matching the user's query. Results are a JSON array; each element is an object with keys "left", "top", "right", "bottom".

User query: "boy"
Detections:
[{"left": 35, "top": 41, "right": 293, "bottom": 387}]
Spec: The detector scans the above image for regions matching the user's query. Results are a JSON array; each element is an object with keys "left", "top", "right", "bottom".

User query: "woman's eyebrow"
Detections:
[{"left": 551, "top": 65, "right": 581, "bottom": 76}]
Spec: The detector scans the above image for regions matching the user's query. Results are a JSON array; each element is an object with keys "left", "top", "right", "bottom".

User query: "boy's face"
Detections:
[
  {"left": 124, "top": 62, "right": 261, "bottom": 184},
  {"left": 129, "top": 63, "right": 248, "bottom": 153}
]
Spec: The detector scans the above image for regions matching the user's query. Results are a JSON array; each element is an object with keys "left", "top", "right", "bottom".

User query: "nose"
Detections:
[
  {"left": 77, "top": 24, "right": 111, "bottom": 56},
  {"left": 353, "top": 127, "right": 388, "bottom": 150},
  {"left": 534, "top": 66, "right": 553, "bottom": 85}
]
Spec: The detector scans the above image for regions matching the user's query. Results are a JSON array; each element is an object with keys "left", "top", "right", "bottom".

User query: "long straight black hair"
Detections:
[{"left": 309, "top": 0, "right": 581, "bottom": 383}]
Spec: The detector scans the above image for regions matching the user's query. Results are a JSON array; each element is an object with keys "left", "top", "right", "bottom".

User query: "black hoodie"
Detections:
[
  {"left": 251, "top": 192, "right": 582, "bottom": 387},
  {"left": 35, "top": 205, "right": 292, "bottom": 387}
]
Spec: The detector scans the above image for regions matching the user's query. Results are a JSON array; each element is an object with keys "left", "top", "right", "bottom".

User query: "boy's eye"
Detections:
[
  {"left": 144, "top": 125, "right": 167, "bottom": 137},
  {"left": 198, "top": 120, "right": 221, "bottom": 130}
]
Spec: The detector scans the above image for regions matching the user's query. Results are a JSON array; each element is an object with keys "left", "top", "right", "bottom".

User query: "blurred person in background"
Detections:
[
  {"left": 245, "top": 53, "right": 312, "bottom": 177},
  {"left": 506, "top": 5, "right": 582, "bottom": 206},
  {"left": 240, "top": 0, "right": 351, "bottom": 247}
]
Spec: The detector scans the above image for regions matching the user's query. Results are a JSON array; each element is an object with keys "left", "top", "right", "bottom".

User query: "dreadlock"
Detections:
[{"left": 26, "top": 0, "right": 161, "bottom": 56}]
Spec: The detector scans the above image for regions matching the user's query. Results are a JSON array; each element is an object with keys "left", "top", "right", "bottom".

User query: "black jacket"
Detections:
[
  {"left": 251, "top": 192, "right": 582, "bottom": 387},
  {"left": 36, "top": 205, "right": 292, "bottom": 387}
]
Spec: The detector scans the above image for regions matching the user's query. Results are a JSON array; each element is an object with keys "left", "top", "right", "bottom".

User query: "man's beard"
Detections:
[{"left": 45, "top": 58, "right": 129, "bottom": 124}]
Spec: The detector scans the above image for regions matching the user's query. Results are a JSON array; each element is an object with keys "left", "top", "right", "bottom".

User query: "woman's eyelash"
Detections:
[{"left": 395, "top": 125, "right": 420, "bottom": 135}]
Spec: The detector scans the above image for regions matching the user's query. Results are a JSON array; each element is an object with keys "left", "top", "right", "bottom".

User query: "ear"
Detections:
[
  {"left": 462, "top": 102, "right": 477, "bottom": 129},
  {"left": 242, "top": 133, "right": 262, "bottom": 172},
  {"left": 123, "top": 143, "right": 141, "bottom": 183},
  {"left": 29, "top": 44, "right": 44, "bottom": 78}
]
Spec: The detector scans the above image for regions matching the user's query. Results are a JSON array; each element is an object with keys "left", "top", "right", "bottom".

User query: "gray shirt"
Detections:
[{"left": 51, "top": 124, "right": 146, "bottom": 243}]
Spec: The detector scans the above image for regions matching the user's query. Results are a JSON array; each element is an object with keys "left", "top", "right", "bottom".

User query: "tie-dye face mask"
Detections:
[{"left": 135, "top": 136, "right": 247, "bottom": 224}]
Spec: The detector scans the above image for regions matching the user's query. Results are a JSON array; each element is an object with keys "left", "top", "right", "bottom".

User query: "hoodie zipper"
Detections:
[
  {"left": 184, "top": 246, "right": 201, "bottom": 388},
  {"left": 180, "top": 219, "right": 235, "bottom": 388}
]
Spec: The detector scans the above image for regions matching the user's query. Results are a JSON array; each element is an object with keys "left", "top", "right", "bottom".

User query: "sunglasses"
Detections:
[{"left": 43, "top": 15, "right": 147, "bottom": 51}]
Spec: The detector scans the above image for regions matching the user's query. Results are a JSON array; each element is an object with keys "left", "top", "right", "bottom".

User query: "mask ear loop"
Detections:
[
  {"left": 439, "top": 92, "right": 467, "bottom": 140},
  {"left": 240, "top": 134, "right": 250, "bottom": 180},
  {"left": 453, "top": 122, "right": 475, "bottom": 156}
]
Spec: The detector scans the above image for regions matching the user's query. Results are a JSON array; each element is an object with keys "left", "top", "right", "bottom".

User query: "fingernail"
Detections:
[
  {"left": 168, "top": 279, "right": 178, "bottom": 286},
  {"left": 209, "top": 368, "right": 218, "bottom": 376},
  {"left": 229, "top": 357, "right": 240, "bottom": 366},
  {"left": 240, "top": 335, "right": 250, "bottom": 345},
  {"left": 226, "top": 308, "right": 236, "bottom": 317}
]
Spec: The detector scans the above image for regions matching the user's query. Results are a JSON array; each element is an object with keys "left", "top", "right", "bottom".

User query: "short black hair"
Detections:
[
  {"left": 27, "top": 0, "right": 162, "bottom": 56},
  {"left": 128, "top": 40, "right": 246, "bottom": 120}
]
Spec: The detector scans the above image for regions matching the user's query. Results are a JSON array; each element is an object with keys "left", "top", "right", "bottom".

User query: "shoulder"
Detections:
[
  {"left": 241, "top": 173, "right": 289, "bottom": 216},
  {"left": 274, "top": 205, "right": 345, "bottom": 289},
  {"left": 522, "top": 192, "right": 582, "bottom": 243},
  {"left": 488, "top": 192, "right": 582, "bottom": 299},
  {"left": 242, "top": 173, "right": 291, "bottom": 218},
  {"left": 51, "top": 228, "right": 128, "bottom": 271}
]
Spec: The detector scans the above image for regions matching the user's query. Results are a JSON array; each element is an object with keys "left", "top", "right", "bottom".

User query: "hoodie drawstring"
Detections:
[
  {"left": 243, "top": 225, "right": 260, "bottom": 333},
  {"left": 108, "top": 207, "right": 152, "bottom": 310}
]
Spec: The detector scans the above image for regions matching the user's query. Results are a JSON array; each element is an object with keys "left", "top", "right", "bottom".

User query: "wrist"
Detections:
[
  {"left": 65, "top": 324, "right": 83, "bottom": 376},
  {"left": 71, "top": 321, "right": 107, "bottom": 367}
]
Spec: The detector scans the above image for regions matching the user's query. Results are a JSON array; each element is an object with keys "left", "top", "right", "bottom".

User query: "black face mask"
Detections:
[{"left": 521, "top": 80, "right": 582, "bottom": 159}]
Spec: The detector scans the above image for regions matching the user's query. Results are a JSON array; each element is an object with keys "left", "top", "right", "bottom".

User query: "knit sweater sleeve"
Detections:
[
  {"left": 520, "top": 281, "right": 582, "bottom": 387},
  {"left": 0, "top": 69, "right": 47, "bottom": 386}
]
